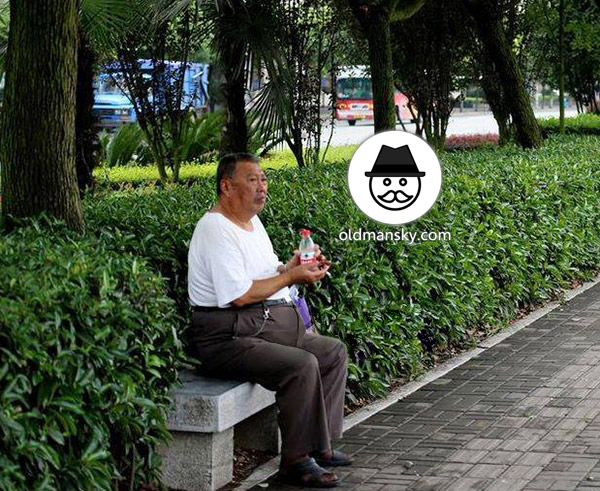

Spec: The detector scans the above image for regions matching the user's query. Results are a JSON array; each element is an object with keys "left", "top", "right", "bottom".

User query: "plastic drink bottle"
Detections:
[{"left": 299, "top": 229, "right": 316, "bottom": 265}]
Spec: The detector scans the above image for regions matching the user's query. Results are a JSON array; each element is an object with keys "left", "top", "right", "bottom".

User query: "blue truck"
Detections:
[{"left": 93, "top": 60, "right": 210, "bottom": 129}]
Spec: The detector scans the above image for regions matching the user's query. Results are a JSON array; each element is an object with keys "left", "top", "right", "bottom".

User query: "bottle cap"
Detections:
[{"left": 300, "top": 229, "right": 311, "bottom": 237}]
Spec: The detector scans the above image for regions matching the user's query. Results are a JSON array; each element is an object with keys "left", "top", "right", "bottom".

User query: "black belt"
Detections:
[{"left": 191, "top": 298, "right": 292, "bottom": 312}]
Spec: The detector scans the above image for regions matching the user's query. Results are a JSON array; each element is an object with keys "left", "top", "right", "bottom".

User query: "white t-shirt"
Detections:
[{"left": 188, "top": 212, "right": 291, "bottom": 308}]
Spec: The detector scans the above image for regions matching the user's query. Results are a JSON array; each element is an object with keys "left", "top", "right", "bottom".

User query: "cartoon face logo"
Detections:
[
  {"left": 348, "top": 132, "right": 442, "bottom": 226},
  {"left": 364, "top": 144, "right": 426, "bottom": 212},
  {"left": 369, "top": 176, "right": 422, "bottom": 211}
]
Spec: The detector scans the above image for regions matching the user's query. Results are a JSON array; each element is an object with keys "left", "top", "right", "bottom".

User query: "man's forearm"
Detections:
[{"left": 232, "top": 271, "right": 293, "bottom": 306}]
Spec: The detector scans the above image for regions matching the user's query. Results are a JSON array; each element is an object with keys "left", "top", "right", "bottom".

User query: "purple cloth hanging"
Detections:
[
  {"left": 295, "top": 295, "right": 313, "bottom": 332},
  {"left": 290, "top": 286, "right": 313, "bottom": 332}
]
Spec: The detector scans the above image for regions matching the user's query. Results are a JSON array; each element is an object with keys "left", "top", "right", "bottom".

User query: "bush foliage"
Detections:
[
  {"left": 538, "top": 113, "right": 600, "bottom": 137},
  {"left": 92, "top": 146, "right": 358, "bottom": 187},
  {"left": 85, "top": 135, "right": 600, "bottom": 400},
  {"left": 4, "top": 135, "right": 600, "bottom": 488},
  {"left": 444, "top": 133, "right": 499, "bottom": 151},
  {"left": 100, "top": 113, "right": 225, "bottom": 169},
  {"left": 0, "top": 219, "right": 181, "bottom": 491}
]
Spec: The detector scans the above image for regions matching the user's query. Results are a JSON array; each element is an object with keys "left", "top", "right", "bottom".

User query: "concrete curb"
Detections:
[{"left": 236, "top": 274, "right": 600, "bottom": 491}]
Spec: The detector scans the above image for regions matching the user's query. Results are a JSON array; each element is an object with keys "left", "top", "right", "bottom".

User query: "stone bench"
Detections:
[{"left": 159, "top": 370, "right": 279, "bottom": 491}]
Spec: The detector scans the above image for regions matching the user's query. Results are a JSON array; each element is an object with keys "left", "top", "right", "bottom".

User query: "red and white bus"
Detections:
[{"left": 335, "top": 66, "right": 414, "bottom": 126}]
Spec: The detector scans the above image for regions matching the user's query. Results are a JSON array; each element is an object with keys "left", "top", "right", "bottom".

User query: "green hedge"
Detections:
[
  {"left": 4, "top": 134, "right": 600, "bottom": 489},
  {"left": 92, "top": 146, "right": 358, "bottom": 187},
  {"left": 84, "top": 134, "right": 600, "bottom": 400},
  {"left": 0, "top": 218, "right": 181, "bottom": 491},
  {"left": 538, "top": 114, "right": 600, "bottom": 137}
]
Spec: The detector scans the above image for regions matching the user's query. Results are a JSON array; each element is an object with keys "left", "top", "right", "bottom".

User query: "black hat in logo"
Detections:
[{"left": 364, "top": 145, "right": 426, "bottom": 177}]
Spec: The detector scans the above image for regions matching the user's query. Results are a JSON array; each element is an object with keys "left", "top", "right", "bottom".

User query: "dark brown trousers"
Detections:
[{"left": 188, "top": 304, "right": 348, "bottom": 456}]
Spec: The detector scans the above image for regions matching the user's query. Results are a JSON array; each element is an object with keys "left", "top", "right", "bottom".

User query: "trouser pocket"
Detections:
[
  {"left": 256, "top": 305, "right": 305, "bottom": 347},
  {"left": 233, "top": 310, "right": 268, "bottom": 338}
]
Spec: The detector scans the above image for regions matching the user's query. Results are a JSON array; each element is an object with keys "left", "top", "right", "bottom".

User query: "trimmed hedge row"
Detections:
[
  {"left": 92, "top": 146, "right": 358, "bottom": 187},
  {"left": 538, "top": 114, "right": 600, "bottom": 137},
  {"left": 84, "top": 134, "right": 600, "bottom": 400},
  {"left": 4, "top": 134, "right": 600, "bottom": 488},
  {"left": 0, "top": 219, "right": 181, "bottom": 491}
]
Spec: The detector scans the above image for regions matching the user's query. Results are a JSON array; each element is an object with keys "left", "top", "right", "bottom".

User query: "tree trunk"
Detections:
[
  {"left": 558, "top": 0, "right": 565, "bottom": 134},
  {"left": 1, "top": 0, "right": 83, "bottom": 230},
  {"left": 346, "top": 1, "right": 425, "bottom": 133},
  {"left": 217, "top": 1, "right": 249, "bottom": 155},
  {"left": 478, "top": 48, "right": 512, "bottom": 145},
  {"left": 220, "top": 54, "right": 249, "bottom": 154},
  {"left": 349, "top": 4, "right": 396, "bottom": 133},
  {"left": 481, "top": 82, "right": 512, "bottom": 145},
  {"left": 464, "top": 0, "right": 543, "bottom": 148},
  {"left": 286, "top": 134, "right": 305, "bottom": 168},
  {"left": 76, "top": 29, "right": 100, "bottom": 197},
  {"left": 365, "top": 10, "right": 396, "bottom": 132}
]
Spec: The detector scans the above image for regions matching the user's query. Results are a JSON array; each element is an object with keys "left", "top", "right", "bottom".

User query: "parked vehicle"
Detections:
[
  {"left": 93, "top": 92, "right": 137, "bottom": 129},
  {"left": 335, "top": 66, "right": 414, "bottom": 126},
  {"left": 93, "top": 60, "right": 210, "bottom": 129}
]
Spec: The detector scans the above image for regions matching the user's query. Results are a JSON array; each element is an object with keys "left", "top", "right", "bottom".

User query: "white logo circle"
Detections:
[{"left": 347, "top": 131, "right": 442, "bottom": 225}]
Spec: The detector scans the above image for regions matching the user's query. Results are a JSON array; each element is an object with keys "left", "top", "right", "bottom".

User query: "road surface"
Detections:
[{"left": 319, "top": 108, "right": 579, "bottom": 148}]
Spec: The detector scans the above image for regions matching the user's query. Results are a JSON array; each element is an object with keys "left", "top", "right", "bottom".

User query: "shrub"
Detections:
[
  {"left": 538, "top": 113, "right": 600, "bottom": 137},
  {"left": 0, "top": 217, "right": 181, "bottom": 491},
  {"left": 85, "top": 186, "right": 214, "bottom": 321},
  {"left": 98, "top": 112, "right": 226, "bottom": 169},
  {"left": 176, "top": 112, "right": 224, "bottom": 164},
  {"left": 92, "top": 145, "right": 359, "bottom": 187},
  {"left": 84, "top": 135, "right": 600, "bottom": 401},
  {"left": 94, "top": 161, "right": 219, "bottom": 188},
  {"left": 6, "top": 134, "right": 597, "bottom": 488},
  {"left": 103, "top": 123, "right": 153, "bottom": 167},
  {"left": 444, "top": 133, "right": 499, "bottom": 151}
]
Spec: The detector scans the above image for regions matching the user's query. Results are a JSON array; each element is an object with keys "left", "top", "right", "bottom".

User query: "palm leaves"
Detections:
[
  {"left": 0, "top": 0, "right": 156, "bottom": 61},
  {"left": 103, "top": 123, "right": 149, "bottom": 167},
  {"left": 101, "top": 112, "right": 226, "bottom": 167},
  {"left": 80, "top": 0, "right": 157, "bottom": 52}
]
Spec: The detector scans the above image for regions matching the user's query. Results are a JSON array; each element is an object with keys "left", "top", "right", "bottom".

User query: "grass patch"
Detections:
[{"left": 93, "top": 145, "right": 359, "bottom": 186}]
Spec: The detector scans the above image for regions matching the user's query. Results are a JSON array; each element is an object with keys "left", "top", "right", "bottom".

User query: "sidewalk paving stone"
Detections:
[{"left": 248, "top": 283, "right": 600, "bottom": 491}]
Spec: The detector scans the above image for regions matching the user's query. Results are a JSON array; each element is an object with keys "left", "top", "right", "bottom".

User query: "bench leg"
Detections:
[
  {"left": 158, "top": 428, "right": 233, "bottom": 491},
  {"left": 234, "top": 405, "right": 281, "bottom": 453}
]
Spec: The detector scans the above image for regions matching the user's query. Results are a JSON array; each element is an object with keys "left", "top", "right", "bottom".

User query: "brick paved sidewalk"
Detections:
[{"left": 251, "top": 282, "right": 600, "bottom": 491}]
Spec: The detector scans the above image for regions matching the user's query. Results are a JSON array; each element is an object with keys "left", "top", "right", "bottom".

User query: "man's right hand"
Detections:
[{"left": 289, "top": 263, "right": 329, "bottom": 285}]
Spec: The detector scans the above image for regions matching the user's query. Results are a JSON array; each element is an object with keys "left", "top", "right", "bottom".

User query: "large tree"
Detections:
[
  {"left": 463, "top": 0, "right": 543, "bottom": 148},
  {"left": 392, "top": 0, "right": 472, "bottom": 151},
  {"left": 469, "top": 0, "right": 525, "bottom": 145},
  {"left": 344, "top": 0, "right": 425, "bottom": 133},
  {"left": 0, "top": 1, "right": 138, "bottom": 196},
  {"left": 75, "top": 0, "right": 137, "bottom": 194},
  {"left": 213, "top": 0, "right": 250, "bottom": 154},
  {"left": 1, "top": 1, "right": 83, "bottom": 230},
  {"left": 525, "top": 0, "right": 600, "bottom": 115}
]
